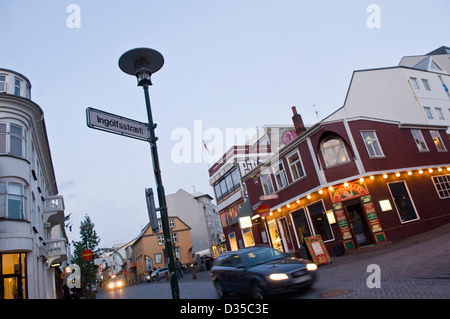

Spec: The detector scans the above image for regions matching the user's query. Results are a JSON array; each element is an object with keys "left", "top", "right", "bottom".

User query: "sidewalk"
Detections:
[{"left": 305, "top": 222, "right": 450, "bottom": 298}]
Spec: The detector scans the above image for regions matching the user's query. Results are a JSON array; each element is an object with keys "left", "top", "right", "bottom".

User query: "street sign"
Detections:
[
  {"left": 260, "top": 194, "right": 279, "bottom": 201},
  {"left": 256, "top": 203, "right": 271, "bottom": 218},
  {"left": 86, "top": 107, "right": 150, "bottom": 142},
  {"left": 81, "top": 249, "right": 93, "bottom": 261}
]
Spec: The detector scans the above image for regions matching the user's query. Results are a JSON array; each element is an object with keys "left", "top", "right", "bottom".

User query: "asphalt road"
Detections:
[{"left": 97, "top": 223, "right": 450, "bottom": 299}]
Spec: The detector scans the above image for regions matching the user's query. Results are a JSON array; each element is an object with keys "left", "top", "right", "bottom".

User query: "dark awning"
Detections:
[{"left": 230, "top": 199, "right": 253, "bottom": 225}]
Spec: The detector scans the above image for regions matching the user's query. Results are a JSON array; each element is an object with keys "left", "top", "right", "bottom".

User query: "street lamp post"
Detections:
[{"left": 118, "top": 48, "right": 180, "bottom": 299}]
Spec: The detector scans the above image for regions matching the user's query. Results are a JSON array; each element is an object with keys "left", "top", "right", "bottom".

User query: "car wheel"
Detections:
[
  {"left": 250, "top": 282, "right": 265, "bottom": 299},
  {"left": 214, "top": 280, "right": 228, "bottom": 298}
]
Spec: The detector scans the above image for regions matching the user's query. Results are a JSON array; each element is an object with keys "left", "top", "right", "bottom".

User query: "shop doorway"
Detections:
[
  {"left": 277, "top": 217, "right": 294, "bottom": 253},
  {"left": 344, "top": 200, "right": 373, "bottom": 248}
]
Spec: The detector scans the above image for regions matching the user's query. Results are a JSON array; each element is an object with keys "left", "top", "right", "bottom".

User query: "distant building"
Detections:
[
  {"left": 166, "top": 188, "right": 222, "bottom": 256},
  {"left": 208, "top": 125, "right": 295, "bottom": 252},
  {"left": 132, "top": 217, "right": 192, "bottom": 283},
  {"left": 0, "top": 68, "right": 68, "bottom": 299}
]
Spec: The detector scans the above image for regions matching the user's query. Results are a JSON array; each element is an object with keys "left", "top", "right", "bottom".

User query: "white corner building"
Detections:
[
  {"left": 0, "top": 68, "right": 68, "bottom": 299},
  {"left": 326, "top": 46, "right": 450, "bottom": 132}
]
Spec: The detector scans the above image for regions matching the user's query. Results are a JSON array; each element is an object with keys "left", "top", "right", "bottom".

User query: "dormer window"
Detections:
[{"left": 321, "top": 137, "right": 350, "bottom": 168}]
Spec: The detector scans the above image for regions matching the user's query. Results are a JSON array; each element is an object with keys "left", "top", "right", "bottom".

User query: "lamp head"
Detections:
[{"left": 118, "top": 48, "right": 164, "bottom": 86}]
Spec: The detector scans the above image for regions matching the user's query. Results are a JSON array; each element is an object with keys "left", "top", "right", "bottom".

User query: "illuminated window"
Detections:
[
  {"left": 321, "top": 137, "right": 350, "bottom": 168},
  {"left": 430, "top": 130, "right": 447, "bottom": 151},
  {"left": 1, "top": 253, "right": 27, "bottom": 299}
]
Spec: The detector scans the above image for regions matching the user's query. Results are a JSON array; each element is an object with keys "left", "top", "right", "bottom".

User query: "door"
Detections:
[
  {"left": 277, "top": 217, "right": 294, "bottom": 252},
  {"left": 344, "top": 202, "right": 373, "bottom": 248}
]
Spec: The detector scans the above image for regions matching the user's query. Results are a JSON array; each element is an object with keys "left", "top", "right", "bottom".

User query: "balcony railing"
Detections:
[
  {"left": 43, "top": 195, "right": 65, "bottom": 227},
  {"left": 45, "top": 238, "right": 68, "bottom": 267}
]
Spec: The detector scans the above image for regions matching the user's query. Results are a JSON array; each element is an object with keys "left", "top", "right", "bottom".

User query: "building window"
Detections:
[
  {"left": 423, "top": 107, "right": 433, "bottom": 119},
  {"left": 421, "top": 79, "right": 431, "bottom": 91},
  {"left": 169, "top": 219, "right": 175, "bottom": 228},
  {"left": 388, "top": 181, "right": 419, "bottom": 223},
  {"left": 14, "top": 79, "right": 21, "bottom": 96},
  {"left": 260, "top": 169, "right": 275, "bottom": 195},
  {"left": 0, "top": 182, "right": 26, "bottom": 220},
  {"left": 213, "top": 167, "right": 240, "bottom": 202},
  {"left": 287, "top": 150, "right": 305, "bottom": 182},
  {"left": 410, "top": 77, "right": 420, "bottom": 89},
  {"left": 0, "top": 252, "right": 27, "bottom": 299},
  {"left": 432, "top": 175, "right": 450, "bottom": 199},
  {"left": 272, "top": 161, "right": 288, "bottom": 190},
  {"left": 430, "top": 130, "right": 447, "bottom": 151},
  {"left": 0, "top": 123, "right": 26, "bottom": 158},
  {"left": 157, "top": 235, "right": 164, "bottom": 246},
  {"left": 361, "top": 131, "right": 384, "bottom": 158},
  {"left": 0, "top": 75, "right": 6, "bottom": 92},
  {"left": 228, "top": 232, "right": 238, "bottom": 251},
  {"left": 411, "top": 129, "right": 429, "bottom": 152},
  {"left": 435, "top": 108, "right": 445, "bottom": 120},
  {"left": 306, "top": 201, "right": 334, "bottom": 242},
  {"left": 154, "top": 253, "right": 163, "bottom": 264},
  {"left": 241, "top": 228, "right": 255, "bottom": 247},
  {"left": 171, "top": 232, "right": 178, "bottom": 243},
  {"left": 321, "top": 137, "right": 350, "bottom": 167}
]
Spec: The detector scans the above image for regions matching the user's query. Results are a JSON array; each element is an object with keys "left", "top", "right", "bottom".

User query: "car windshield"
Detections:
[{"left": 244, "top": 247, "right": 285, "bottom": 267}]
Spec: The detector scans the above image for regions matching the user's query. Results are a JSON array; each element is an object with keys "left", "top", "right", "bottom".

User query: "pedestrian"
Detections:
[{"left": 176, "top": 258, "right": 183, "bottom": 279}]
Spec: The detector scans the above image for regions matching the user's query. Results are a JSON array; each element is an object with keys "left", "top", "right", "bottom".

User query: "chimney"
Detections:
[{"left": 291, "top": 106, "right": 306, "bottom": 136}]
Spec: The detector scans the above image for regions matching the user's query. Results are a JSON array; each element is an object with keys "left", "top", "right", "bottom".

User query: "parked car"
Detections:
[
  {"left": 210, "top": 246, "right": 317, "bottom": 299},
  {"left": 151, "top": 267, "right": 168, "bottom": 281}
]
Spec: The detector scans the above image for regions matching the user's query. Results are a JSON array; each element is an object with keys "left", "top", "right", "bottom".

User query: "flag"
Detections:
[{"left": 203, "top": 140, "right": 210, "bottom": 155}]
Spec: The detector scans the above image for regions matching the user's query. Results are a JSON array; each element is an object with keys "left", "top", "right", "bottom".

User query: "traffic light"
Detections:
[{"left": 145, "top": 188, "right": 159, "bottom": 233}]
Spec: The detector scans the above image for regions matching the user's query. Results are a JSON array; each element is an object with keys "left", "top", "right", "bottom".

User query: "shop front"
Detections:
[{"left": 329, "top": 180, "right": 387, "bottom": 252}]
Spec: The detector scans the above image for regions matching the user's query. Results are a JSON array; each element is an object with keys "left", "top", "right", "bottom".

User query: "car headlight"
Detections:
[
  {"left": 117, "top": 281, "right": 123, "bottom": 288},
  {"left": 269, "top": 273, "right": 289, "bottom": 280},
  {"left": 108, "top": 283, "right": 114, "bottom": 289},
  {"left": 306, "top": 263, "right": 318, "bottom": 271}
]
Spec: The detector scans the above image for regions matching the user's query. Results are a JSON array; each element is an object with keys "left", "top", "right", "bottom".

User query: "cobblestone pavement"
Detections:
[
  {"left": 98, "top": 223, "right": 450, "bottom": 299},
  {"left": 296, "top": 223, "right": 450, "bottom": 299}
]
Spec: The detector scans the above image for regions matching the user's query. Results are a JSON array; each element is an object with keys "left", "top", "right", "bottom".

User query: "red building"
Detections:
[{"left": 240, "top": 108, "right": 450, "bottom": 257}]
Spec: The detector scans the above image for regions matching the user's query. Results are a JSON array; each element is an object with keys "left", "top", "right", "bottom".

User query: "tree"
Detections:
[{"left": 72, "top": 214, "right": 100, "bottom": 296}]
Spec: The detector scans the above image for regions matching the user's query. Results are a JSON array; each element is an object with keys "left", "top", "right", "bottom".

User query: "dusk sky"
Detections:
[{"left": 0, "top": 0, "right": 448, "bottom": 248}]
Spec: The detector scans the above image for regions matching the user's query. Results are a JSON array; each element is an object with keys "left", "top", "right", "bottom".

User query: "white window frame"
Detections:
[
  {"left": 410, "top": 77, "right": 420, "bottom": 89},
  {"left": 260, "top": 169, "right": 274, "bottom": 195},
  {"left": 430, "top": 130, "right": 447, "bottom": 152},
  {"left": 14, "top": 78, "right": 21, "bottom": 96},
  {"left": 0, "top": 122, "right": 26, "bottom": 158},
  {"left": 361, "top": 130, "right": 384, "bottom": 158},
  {"left": 171, "top": 232, "right": 178, "bottom": 243},
  {"left": 169, "top": 219, "right": 175, "bottom": 228},
  {"left": 423, "top": 107, "right": 434, "bottom": 119},
  {"left": 432, "top": 175, "right": 450, "bottom": 199},
  {"left": 421, "top": 79, "right": 431, "bottom": 91},
  {"left": 0, "top": 181, "right": 26, "bottom": 220},
  {"left": 157, "top": 235, "right": 164, "bottom": 245},
  {"left": 272, "top": 161, "right": 288, "bottom": 190},
  {"left": 435, "top": 108, "right": 445, "bottom": 120},
  {"left": 321, "top": 137, "right": 350, "bottom": 168},
  {"left": 286, "top": 150, "right": 306, "bottom": 182},
  {"left": 387, "top": 181, "right": 420, "bottom": 224},
  {"left": 410, "top": 129, "right": 429, "bottom": 152},
  {"left": 0, "top": 75, "right": 6, "bottom": 93}
]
